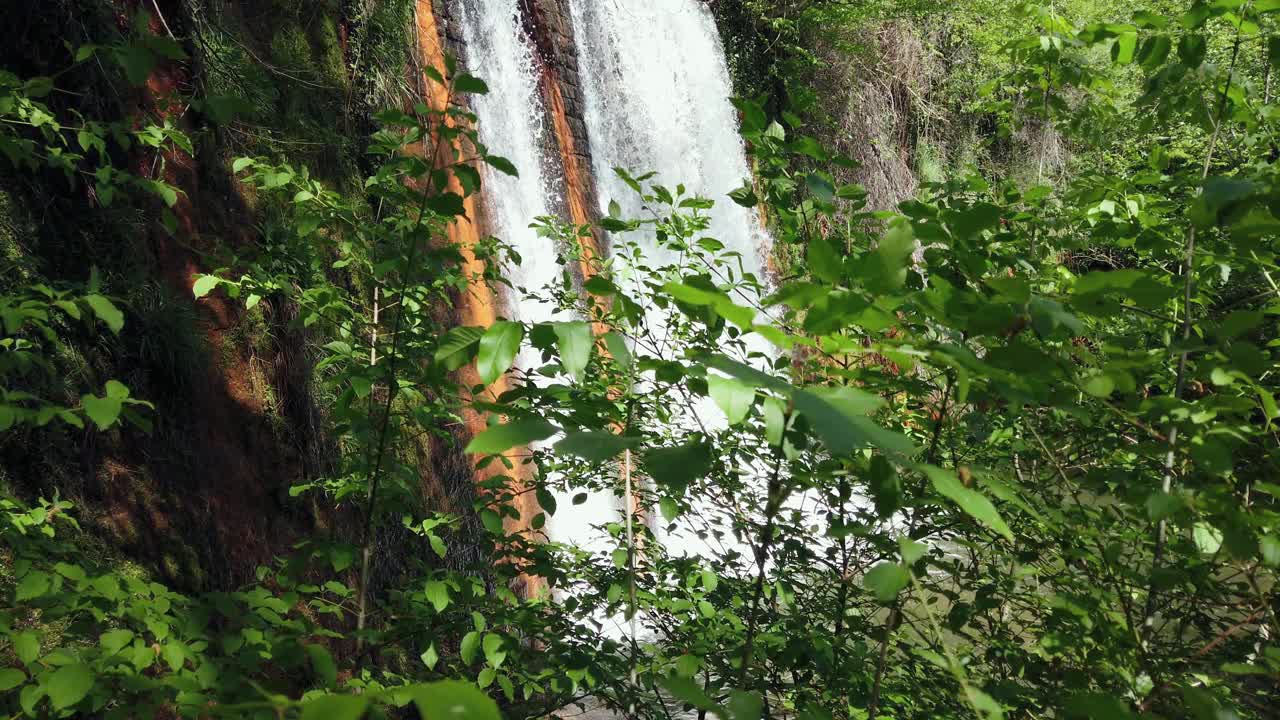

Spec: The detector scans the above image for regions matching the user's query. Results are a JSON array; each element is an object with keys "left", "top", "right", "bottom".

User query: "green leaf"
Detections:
[
  {"left": 306, "top": 644, "right": 338, "bottom": 688},
  {"left": 1193, "top": 522, "right": 1222, "bottom": 555},
  {"left": 482, "top": 633, "right": 506, "bottom": 668},
  {"left": 805, "top": 172, "right": 835, "bottom": 204},
  {"left": 1081, "top": 374, "right": 1115, "bottom": 398},
  {"left": 863, "top": 562, "right": 910, "bottom": 603},
  {"left": 99, "top": 629, "right": 134, "bottom": 655},
  {"left": 921, "top": 465, "right": 1013, "bottom": 540},
  {"left": 1190, "top": 177, "right": 1260, "bottom": 228},
  {"left": 656, "top": 675, "right": 719, "bottom": 713},
  {"left": 466, "top": 418, "right": 557, "bottom": 455},
  {"left": 13, "top": 632, "right": 39, "bottom": 665},
  {"left": 555, "top": 431, "right": 640, "bottom": 462},
  {"left": 427, "top": 192, "right": 467, "bottom": 217},
  {"left": 460, "top": 631, "right": 481, "bottom": 665},
  {"left": 674, "top": 654, "right": 701, "bottom": 678},
  {"left": 47, "top": 663, "right": 93, "bottom": 710},
  {"left": 793, "top": 388, "right": 912, "bottom": 456},
  {"left": 1261, "top": 535, "right": 1280, "bottom": 567},
  {"left": 15, "top": 571, "right": 50, "bottom": 601},
  {"left": 728, "top": 181, "right": 758, "bottom": 207},
  {"left": 424, "top": 580, "right": 450, "bottom": 612},
  {"left": 763, "top": 396, "right": 786, "bottom": 446},
  {"left": 1145, "top": 491, "right": 1184, "bottom": 521},
  {"left": 192, "top": 275, "right": 220, "bottom": 299},
  {"left": 477, "top": 321, "right": 523, "bottom": 385},
  {"left": 603, "top": 331, "right": 633, "bottom": 371},
  {"left": 484, "top": 155, "right": 518, "bottom": 177},
  {"left": 553, "top": 322, "right": 593, "bottom": 381},
  {"left": 81, "top": 393, "right": 123, "bottom": 430},
  {"left": 113, "top": 45, "right": 157, "bottom": 85},
  {"left": 727, "top": 691, "right": 763, "bottom": 720},
  {"left": 453, "top": 74, "right": 490, "bottom": 95},
  {"left": 436, "top": 326, "right": 485, "bottom": 371},
  {"left": 899, "top": 537, "right": 927, "bottom": 566},
  {"left": 1111, "top": 31, "right": 1137, "bottom": 64},
  {"left": 1177, "top": 33, "right": 1207, "bottom": 67},
  {"left": 301, "top": 695, "right": 368, "bottom": 720},
  {"left": 84, "top": 294, "right": 124, "bottom": 333},
  {"left": 412, "top": 679, "right": 501, "bottom": 720},
  {"left": 866, "top": 222, "right": 915, "bottom": 292},
  {"left": 643, "top": 442, "right": 713, "bottom": 494},
  {"left": 480, "top": 510, "right": 503, "bottom": 534},
  {"left": 0, "top": 668, "right": 25, "bottom": 692},
  {"left": 708, "top": 374, "right": 755, "bottom": 425},
  {"left": 421, "top": 643, "right": 440, "bottom": 670}
]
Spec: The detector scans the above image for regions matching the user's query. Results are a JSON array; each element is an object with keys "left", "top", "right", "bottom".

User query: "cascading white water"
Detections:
[
  {"left": 567, "top": 0, "right": 775, "bottom": 559},
  {"left": 459, "top": 0, "right": 774, "bottom": 564},
  {"left": 456, "top": 0, "right": 620, "bottom": 554},
  {"left": 456, "top": 0, "right": 560, "bottom": 342},
  {"left": 567, "top": 0, "right": 771, "bottom": 279}
]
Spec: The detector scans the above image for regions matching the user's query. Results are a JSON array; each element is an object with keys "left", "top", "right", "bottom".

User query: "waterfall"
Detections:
[
  {"left": 455, "top": 0, "right": 561, "bottom": 350},
  {"left": 567, "top": 0, "right": 774, "bottom": 559},
  {"left": 458, "top": 0, "right": 772, "bottom": 564},
  {"left": 567, "top": 0, "right": 770, "bottom": 279},
  {"left": 455, "top": 0, "right": 620, "bottom": 554}
]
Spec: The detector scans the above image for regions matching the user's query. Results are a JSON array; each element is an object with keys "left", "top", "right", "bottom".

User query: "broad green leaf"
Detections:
[
  {"left": 453, "top": 74, "right": 489, "bottom": 95},
  {"left": 644, "top": 442, "right": 713, "bottom": 494},
  {"left": 603, "top": 331, "right": 633, "bottom": 371},
  {"left": 424, "top": 580, "right": 450, "bottom": 612},
  {"left": 555, "top": 431, "right": 640, "bottom": 462},
  {"left": 674, "top": 654, "right": 701, "bottom": 677},
  {"left": 99, "top": 629, "right": 134, "bottom": 655},
  {"left": 1111, "top": 31, "right": 1137, "bottom": 64},
  {"left": 705, "top": 354, "right": 791, "bottom": 394},
  {"left": 47, "top": 663, "right": 93, "bottom": 710},
  {"left": 301, "top": 695, "right": 368, "bottom": 720},
  {"left": 899, "top": 537, "right": 927, "bottom": 566},
  {"left": 1261, "top": 535, "right": 1280, "bottom": 567},
  {"left": 863, "top": 562, "right": 910, "bottom": 603},
  {"left": 426, "top": 192, "right": 466, "bottom": 217},
  {"left": 84, "top": 294, "right": 124, "bottom": 333},
  {"left": 727, "top": 690, "right": 763, "bottom": 720},
  {"left": 13, "top": 632, "right": 39, "bottom": 665},
  {"left": 15, "top": 571, "right": 50, "bottom": 601},
  {"left": 793, "top": 388, "right": 912, "bottom": 456},
  {"left": 1193, "top": 522, "right": 1222, "bottom": 555},
  {"left": 482, "top": 633, "right": 506, "bottom": 668},
  {"left": 436, "top": 326, "right": 485, "bottom": 371},
  {"left": 477, "top": 321, "right": 523, "bottom": 385},
  {"left": 422, "top": 644, "right": 440, "bottom": 670},
  {"left": 81, "top": 394, "right": 123, "bottom": 430},
  {"left": 306, "top": 644, "right": 338, "bottom": 688},
  {"left": 656, "top": 675, "right": 720, "bottom": 713},
  {"left": 708, "top": 374, "right": 754, "bottom": 425},
  {"left": 857, "top": 222, "right": 915, "bottom": 293},
  {"left": 460, "top": 631, "right": 481, "bottom": 665},
  {"left": 553, "top": 321, "right": 593, "bottom": 381},
  {"left": 763, "top": 396, "right": 786, "bottom": 446},
  {"left": 466, "top": 418, "right": 557, "bottom": 455},
  {"left": 0, "top": 668, "right": 24, "bottom": 692},
  {"left": 921, "top": 465, "right": 1013, "bottom": 540},
  {"left": 412, "top": 679, "right": 502, "bottom": 720},
  {"left": 191, "top": 275, "right": 220, "bottom": 299}
]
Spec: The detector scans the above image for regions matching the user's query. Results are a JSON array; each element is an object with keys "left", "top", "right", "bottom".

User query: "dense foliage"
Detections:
[{"left": 2, "top": 1, "right": 1278, "bottom": 719}]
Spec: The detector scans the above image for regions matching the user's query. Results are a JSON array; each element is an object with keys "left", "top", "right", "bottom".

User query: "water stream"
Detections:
[{"left": 459, "top": 0, "right": 772, "bottom": 563}]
